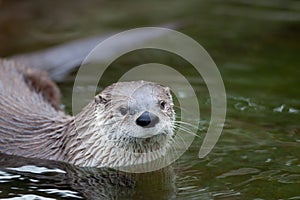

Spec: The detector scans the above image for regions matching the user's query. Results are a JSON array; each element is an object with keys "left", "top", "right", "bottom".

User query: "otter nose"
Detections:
[{"left": 136, "top": 111, "right": 159, "bottom": 128}]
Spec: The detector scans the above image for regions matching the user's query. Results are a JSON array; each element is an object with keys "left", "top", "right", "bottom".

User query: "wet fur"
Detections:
[
  {"left": 0, "top": 59, "right": 175, "bottom": 168},
  {"left": 0, "top": 59, "right": 71, "bottom": 160}
]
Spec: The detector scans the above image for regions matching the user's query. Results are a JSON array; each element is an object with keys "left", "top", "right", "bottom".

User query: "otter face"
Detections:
[{"left": 94, "top": 81, "right": 175, "bottom": 152}]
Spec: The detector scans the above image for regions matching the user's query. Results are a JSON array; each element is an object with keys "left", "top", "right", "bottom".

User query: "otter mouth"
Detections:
[
  {"left": 127, "top": 131, "right": 168, "bottom": 141},
  {"left": 115, "top": 131, "right": 170, "bottom": 153}
]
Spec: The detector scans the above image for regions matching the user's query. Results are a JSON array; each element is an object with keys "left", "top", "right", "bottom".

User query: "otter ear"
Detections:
[
  {"left": 94, "top": 94, "right": 108, "bottom": 104},
  {"left": 163, "top": 86, "right": 173, "bottom": 101},
  {"left": 163, "top": 86, "right": 171, "bottom": 95}
]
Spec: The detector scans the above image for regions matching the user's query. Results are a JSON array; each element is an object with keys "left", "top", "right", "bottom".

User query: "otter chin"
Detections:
[{"left": 0, "top": 60, "right": 175, "bottom": 168}]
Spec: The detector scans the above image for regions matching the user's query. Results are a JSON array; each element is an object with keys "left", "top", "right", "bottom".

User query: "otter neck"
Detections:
[{"left": 62, "top": 101, "right": 102, "bottom": 166}]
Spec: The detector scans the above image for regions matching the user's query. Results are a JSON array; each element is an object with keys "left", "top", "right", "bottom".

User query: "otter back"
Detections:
[{"left": 0, "top": 59, "right": 71, "bottom": 160}]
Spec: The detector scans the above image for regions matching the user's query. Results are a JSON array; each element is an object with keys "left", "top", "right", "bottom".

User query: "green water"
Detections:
[{"left": 0, "top": 0, "right": 299, "bottom": 199}]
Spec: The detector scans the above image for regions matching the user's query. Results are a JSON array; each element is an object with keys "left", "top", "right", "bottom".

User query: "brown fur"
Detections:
[
  {"left": 0, "top": 59, "right": 71, "bottom": 160},
  {"left": 23, "top": 67, "right": 61, "bottom": 110},
  {"left": 0, "top": 59, "right": 174, "bottom": 168}
]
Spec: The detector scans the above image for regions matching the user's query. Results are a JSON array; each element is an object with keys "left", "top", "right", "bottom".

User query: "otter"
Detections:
[{"left": 0, "top": 59, "right": 175, "bottom": 168}]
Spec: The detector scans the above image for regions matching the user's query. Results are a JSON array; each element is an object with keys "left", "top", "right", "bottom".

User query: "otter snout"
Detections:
[{"left": 136, "top": 111, "right": 159, "bottom": 128}]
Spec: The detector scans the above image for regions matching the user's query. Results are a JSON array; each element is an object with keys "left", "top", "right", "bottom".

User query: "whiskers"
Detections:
[
  {"left": 173, "top": 120, "right": 200, "bottom": 139},
  {"left": 155, "top": 117, "right": 202, "bottom": 165}
]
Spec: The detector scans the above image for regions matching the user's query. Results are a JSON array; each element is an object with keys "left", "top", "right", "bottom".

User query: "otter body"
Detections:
[
  {"left": 0, "top": 60, "right": 71, "bottom": 160},
  {"left": 0, "top": 59, "right": 175, "bottom": 168}
]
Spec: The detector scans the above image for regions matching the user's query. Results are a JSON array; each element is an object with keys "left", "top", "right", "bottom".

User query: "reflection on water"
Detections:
[
  {"left": 0, "top": 0, "right": 299, "bottom": 199},
  {"left": 0, "top": 153, "right": 176, "bottom": 199}
]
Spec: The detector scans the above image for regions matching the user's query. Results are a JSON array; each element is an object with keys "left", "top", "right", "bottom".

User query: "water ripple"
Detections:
[
  {"left": 7, "top": 194, "right": 55, "bottom": 200},
  {"left": 0, "top": 170, "right": 21, "bottom": 181},
  {"left": 217, "top": 168, "right": 261, "bottom": 179},
  {"left": 6, "top": 165, "right": 66, "bottom": 174},
  {"left": 229, "top": 95, "right": 300, "bottom": 114}
]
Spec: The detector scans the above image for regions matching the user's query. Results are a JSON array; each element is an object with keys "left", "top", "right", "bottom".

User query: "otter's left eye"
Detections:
[
  {"left": 120, "top": 107, "right": 128, "bottom": 115},
  {"left": 159, "top": 100, "right": 166, "bottom": 110}
]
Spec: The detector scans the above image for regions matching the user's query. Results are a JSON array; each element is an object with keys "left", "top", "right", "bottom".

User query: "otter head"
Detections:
[
  {"left": 94, "top": 81, "right": 175, "bottom": 153},
  {"left": 69, "top": 80, "right": 176, "bottom": 167}
]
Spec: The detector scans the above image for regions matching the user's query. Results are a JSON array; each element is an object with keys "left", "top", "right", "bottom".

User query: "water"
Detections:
[{"left": 0, "top": 0, "right": 299, "bottom": 199}]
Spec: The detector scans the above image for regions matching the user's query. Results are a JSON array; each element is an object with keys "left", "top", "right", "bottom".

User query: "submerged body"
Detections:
[{"left": 0, "top": 59, "right": 175, "bottom": 168}]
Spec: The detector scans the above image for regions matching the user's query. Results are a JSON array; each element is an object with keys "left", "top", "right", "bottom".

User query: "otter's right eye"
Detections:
[{"left": 120, "top": 107, "right": 128, "bottom": 115}]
